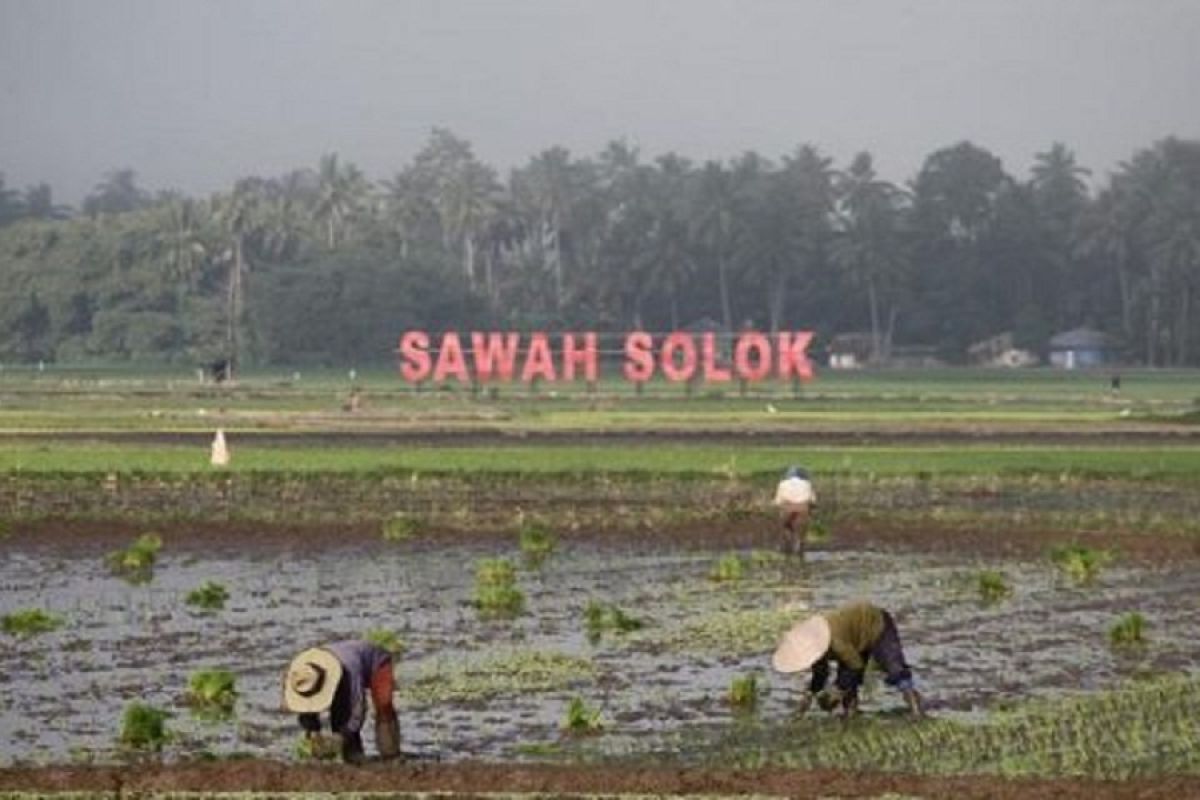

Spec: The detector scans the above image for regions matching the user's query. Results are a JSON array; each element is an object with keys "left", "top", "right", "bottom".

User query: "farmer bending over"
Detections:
[
  {"left": 283, "top": 640, "right": 400, "bottom": 763},
  {"left": 772, "top": 601, "right": 925, "bottom": 718},
  {"left": 772, "top": 465, "right": 817, "bottom": 556}
]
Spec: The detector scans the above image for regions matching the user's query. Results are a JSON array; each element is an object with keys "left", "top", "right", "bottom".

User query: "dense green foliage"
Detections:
[{"left": 3, "top": 133, "right": 1200, "bottom": 367}]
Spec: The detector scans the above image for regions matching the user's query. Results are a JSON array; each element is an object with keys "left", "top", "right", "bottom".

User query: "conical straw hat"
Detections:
[
  {"left": 282, "top": 647, "right": 343, "bottom": 713},
  {"left": 772, "top": 614, "right": 831, "bottom": 673}
]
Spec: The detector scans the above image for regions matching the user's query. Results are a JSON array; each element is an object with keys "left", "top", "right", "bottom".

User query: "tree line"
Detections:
[{"left": 1, "top": 130, "right": 1198, "bottom": 369}]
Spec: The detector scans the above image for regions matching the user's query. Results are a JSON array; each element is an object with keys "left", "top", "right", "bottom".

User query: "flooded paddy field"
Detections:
[{"left": 3, "top": 527, "right": 1198, "bottom": 766}]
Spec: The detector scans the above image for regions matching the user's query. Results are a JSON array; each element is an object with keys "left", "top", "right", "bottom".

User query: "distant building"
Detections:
[
  {"left": 968, "top": 332, "right": 1039, "bottom": 368},
  {"left": 1048, "top": 327, "right": 1112, "bottom": 369},
  {"left": 828, "top": 332, "right": 874, "bottom": 369}
]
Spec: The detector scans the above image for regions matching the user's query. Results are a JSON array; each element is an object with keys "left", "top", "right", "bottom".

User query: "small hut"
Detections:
[{"left": 1048, "top": 327, "right": 1112, "bottom": 369}]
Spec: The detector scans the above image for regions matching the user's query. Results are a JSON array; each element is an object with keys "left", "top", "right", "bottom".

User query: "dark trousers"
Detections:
[{"left": 871, "top": 610, "right": 913, "bottom": 688}]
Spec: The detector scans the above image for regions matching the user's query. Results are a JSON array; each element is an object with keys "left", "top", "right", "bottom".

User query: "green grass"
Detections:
[
  {"left": 518, "top": 522, "right": 559, "bottom": 565},
  {"left": 3, "top": 442, "right": 1199, "bottom": 480},
  {"left": 381, "top": 511, "right": 424, "bottom": 541},
  {"left": 105, "top": 532, "right": 162, "bottom": 584},
  {"left": 975, "top": 570, "right": 1012, "bottom": 606},
  {"left": 583, "top": 600, "right": 646, "bottom": 642},
  {"left": 403, "top": 650, "right": 594, "bottom": 705}
]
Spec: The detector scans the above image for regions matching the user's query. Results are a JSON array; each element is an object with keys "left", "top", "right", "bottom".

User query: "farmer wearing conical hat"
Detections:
[
  {"left": 772, "top": 601, "right": 925, "bottom": 718},
  {"left": 283, "top": 640, "right": 400, "bottom": 763},
  {"left": 772, "top": 465, "right": 817, "bottom": 556}
]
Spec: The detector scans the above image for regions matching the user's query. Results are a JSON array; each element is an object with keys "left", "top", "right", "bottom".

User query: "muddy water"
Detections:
[{"left": 2, "top": 534, "right": 1198, "bottom": 764}]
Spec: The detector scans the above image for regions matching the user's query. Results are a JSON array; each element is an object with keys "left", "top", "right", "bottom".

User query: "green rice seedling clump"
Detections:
[
  {"left": 976, "top": 569, "right": 1012, "bottom": 605},
  {"left": 1050, "top": 543, "right": 1112, "bottom": 585},
  {"left": 728, "top": 673, "right": 761, "bottom": 710},
  {"left": 1110, "top": 612, "right": 1148, "bottom": 648},
  {"left": 365, "top": 628, "right": 404, "bottom": 654},
  {"left": 583, "top": 600, "right": 645, "bottom": 641},
  {"left": 561, "top": 696, "right": 604, "bottom": 734},
  {"left": 404, "top": 650, "right": 595, "bottom": 705},
  {"left": 710, "top": 553, "right": 745, "bottom": 582},
  {"left": 119, "top": 702, "right": 171, "bottom": 751},
  {"left": 1, "top": 608, "right": 64, "bottom": 638},
  {"left": 186, "top": 669, "right": 238, "bottom": 714},
  {"left": 382, "top": 512, "right": 423, "bottom": 542},
  {"left": 294, "top": 734, "right": 340, "bottom": 760},
  {"left": 472, "top": 558, "right": 525, "bottom": 617},
  {"left": 807, "top": 518, "right": 832, "bottom": 544},
  {"left": 518, "top": 522, "right": 558, "bottom": 565},
  {"left": 107, "top": 533, "right": 163, "bottom": 584},
  {"left": 185, "top": 581, "right": 229, "bottom": 612}
]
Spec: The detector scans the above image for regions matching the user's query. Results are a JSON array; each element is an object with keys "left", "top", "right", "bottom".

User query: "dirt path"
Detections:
[{"left": 3, "top": 761, "right": 1199, "bottom": 799}]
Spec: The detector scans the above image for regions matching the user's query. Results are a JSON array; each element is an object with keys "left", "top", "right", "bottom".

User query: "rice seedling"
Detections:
[
  {"left": 404, "top": 650, "right": 594, "bottom": 706},
  {"left": 975, "top": 569, "right": 1012, "bottom": 605},
  {"left": 1110, "top": 612, "right": 1148, "bottom": 649},
  {"left": 119, "top": 702, "right": 171, "bottom": 751},
  {"left": 382, "top": 512, "right": 423, "bottom": 542},
  {"left": 472, "top": 557, "right": 525, "bottom": 617},
  {"left": 583, "top": 600, "right": 645, "bottom": 642},
  {"left": 748, "top": 549, "right": 785, "bottom": 568},
  {"left": 185, "top": 581, "right": 229, "bottom": 612},
  {"left": 294, "top": 734, "right": 340, "bottom": 761},
  {"left": 728, "top": 673, "right": 761, "bottom": 710},
  {"left": 365, "top": 628, "right": 404, "bottom": 654},
  {"left": 186, "top": 669, "right": 238, "bottom": 718},
  {"left": 518, "top": 521, "right": 558, "bottom": 566},
  {"left": 807, "top": 518, "right": 832, "bottom": 544},
  {"left": 1, "top": 608, "right": 63, "bottom": 638},
  {"left": 106, "top": 533, "right": 163, "bottom": 584},
  {"left": 710, "top": 552, "right": 745, "bottom": 582},
  {"left": 561, "top": 696, "right": 604, "bottom": 734},
  {"left": 1050, "top": 543, "right": 1112, "bottom": 585}
]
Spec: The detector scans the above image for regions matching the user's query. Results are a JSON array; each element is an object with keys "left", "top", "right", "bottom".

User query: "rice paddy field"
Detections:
[{"left": 2, "top": 365, "right": 1200, "bottom": 799}]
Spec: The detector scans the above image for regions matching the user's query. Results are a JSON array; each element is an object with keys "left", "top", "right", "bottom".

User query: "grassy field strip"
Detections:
[{"left": 2, "top": 443, "right": 1199, "bottom": 477}]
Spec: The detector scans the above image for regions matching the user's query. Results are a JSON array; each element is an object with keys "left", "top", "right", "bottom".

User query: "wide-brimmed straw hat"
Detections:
[
  {"left": 771, "top": 614, "right": 831, "bottom": 673},
  {"left": 283, "top": 647, "right": 343, "bottom": 713}
]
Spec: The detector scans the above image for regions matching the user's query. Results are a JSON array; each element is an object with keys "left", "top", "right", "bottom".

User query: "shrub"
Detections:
[
  {"left": 382, "top": 512, "right": 423, "bottom": 542},
  {"left": 710, "top": 553, "right": 745, "bottom": 582},
  {"left": 119, "top": 703, "right": 171, "bottom": 751},
  {"left": 186, "top": 669, "right": 237, "bottom": 715},
  {"left": 1, "top": 608, "right": 63, "bottom": 638},
  {"left": 728, "top": 673, "right": 761, "bottom": 710},
  {"left": 518, "top": 522, "right": 558, "bottom": 565},
  {"left": 472, "top": 558, "right": 525, "bottom": 617},
  {"left": 107, "top": 533, "right": 163, "bottom": 584},
  {"left": 185, "top": 581, "right": 229, "bottom": 612},
  {"left": 975, "top": 570, "right": 1012, "bottom": 605},
  {"left": 1110, "top": 612, "right": 1148, "bottom": 648},
  {"left": 1050, "top": 543, "right": 1112, "bottom": 585},
  {"left": 365, "top": 628, "right": 404, "bottom": 654},
  {"left": 561, "top": 696, "right": 604, "bottom": 734}
]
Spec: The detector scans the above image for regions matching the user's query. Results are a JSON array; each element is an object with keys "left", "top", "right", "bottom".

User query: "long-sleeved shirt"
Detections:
[
  {"left": 808, "top": 603, "right": 886, "bottom": 694},
  {"left": 298, "top": 640, "right": 392, "bottom": 735}
]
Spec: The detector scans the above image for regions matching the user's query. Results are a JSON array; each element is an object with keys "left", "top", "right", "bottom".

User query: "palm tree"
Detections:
[
  {"left": 443, "top": 159, "right": 501, "bottom": 291},
  {"left": 83, "top": 168, "right": 149, "bottom": 216},
  {"left": 213, "top": 180, "right": 263, "bottom": 378},
  {"left": 831, "top": 152, "right": 909, "bottom": 362},
  {"left": 313, "top": 153, "right": 370, "bottom": 249},
  {"left": 689, "top": 161, "right": 737, "bottom": 335}
]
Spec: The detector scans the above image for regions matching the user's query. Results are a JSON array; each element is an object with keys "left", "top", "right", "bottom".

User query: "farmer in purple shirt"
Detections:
[{"left": 283, "top": 640, "right": 400, "bottom": 763}]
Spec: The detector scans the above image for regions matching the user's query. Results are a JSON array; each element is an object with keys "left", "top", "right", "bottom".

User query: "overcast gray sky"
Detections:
[{"left": 2, "top": 0, "right": 1198, "bottom": 204}]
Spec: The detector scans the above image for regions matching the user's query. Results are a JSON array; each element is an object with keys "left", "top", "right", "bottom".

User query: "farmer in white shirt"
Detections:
[{"left": 773, "top": 465, "right": 816, "bottom": 556}]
